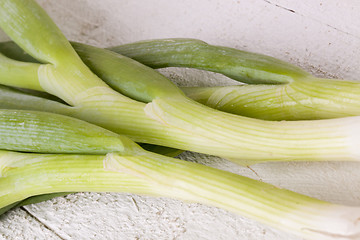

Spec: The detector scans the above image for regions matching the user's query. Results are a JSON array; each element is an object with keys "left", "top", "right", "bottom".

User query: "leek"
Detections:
[
  {"left": 2, "top": 40, "right": 360, "bottom": 159},
  {"left": 111, "top": 38, "right": 360, "bottom": 120},
  {"left": 0, "top": 84, "right": 182, "bottom": 157},
  {"left": 111, "top": 38, "right": 307, "bottom": 85},
  {"left": 1, "top": 53, "right": 360, "bottom": 164},
  {"left": 0, "top": 148, "right": 359, "bottom": 240},
  {"left": 0, "top": 108, "right": 356, "bottom": 239},
  {"left": 3, "top": 40, "right": 360, "bottom": 122},
  {"left": 2, "top": 38, "right": 360, "bottom": 121},
  {"left": 0, "top": 1, "right": 359, "bottom": 164},
  {"left": 0, "top": 1, "right": 358, "bottom": 239}
]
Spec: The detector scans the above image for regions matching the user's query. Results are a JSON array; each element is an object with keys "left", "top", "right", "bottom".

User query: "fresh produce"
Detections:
[
  {"left": 112, "top": 38, "right": 360, "bottom": 120},
  {"left": 0, "top": 1, "right": 359, "bottom": 239},
  {"left": 0, "top": 109, "right": 358, "bottom": 240},
  {"left": 0, "top": 23, "right": 360, "bottom": 164},
  {"left": 3, "top": 39, "right": 360, "bottom": 122}
]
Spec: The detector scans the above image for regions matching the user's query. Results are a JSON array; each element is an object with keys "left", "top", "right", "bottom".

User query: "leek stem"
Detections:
[
  {"left": 111, "top": 38, "right": 360, "bottom": 121},
  {"left": 2, "top": 39, "right": 360, "bottom": 121},
  {"left": 110, "top": 38, "right": 309, "bottom": 84},
  {"left": 0, "top": 85, "right": 183, "bottom": 157},
  {"left": 0, "top": 108, "right": 140, "bottom": 154},
  {"left": 182, "top": 77, "right": 360, "bottom": 120},
  {"left": 0, "top": 53, "right": 358, "bottom": 163},
  {"left": 1, "top": 84, "right": 359, "bottom": 164},
  {"left": 1, "top": 0, "right": 360, "bottom": 164},
  {"left": 0, "top": 149, "right": 359, "bottom": 240}
]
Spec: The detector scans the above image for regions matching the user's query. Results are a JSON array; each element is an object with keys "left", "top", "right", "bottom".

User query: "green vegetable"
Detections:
[
  {"left": 0, "top": 49, "right": 358, "bottom": 165},
  {"left": 3, "top": 38, "right": 360, "bottom": 121},
  {"left": 0, "top": 25, "right": 359, "bottom": 165},
  {"left": 3, "top": 40, "right": 360, "bottom": 122},
  {"left": 1, "top": 147, "right": 359, "bottom": 240},
  {"left": 111, "top": 38, "right": 360, "bottom": 120},
  {"left": 0, "top": 84, "right": 181, "bottom": 157},
  {"left": 111, "top": 38, "right": 309, "bottom": 85},
  {"left": 3, "top": 40, "right": 360, "bottom": 160},
  {"left": 182, "top": 79, "right": 360, "bottom": 120},
  {"left": 0, "top": 109, "right": 138, "bottom": 154},
  {"left": 1, "top": 0, "right": 360, "bottom": 165},
  {"left": 0, "top": 107, "right": 354, "bottom": 239},
  {"left": 0, "top": 1, "right": 359, "bottom": 239}
]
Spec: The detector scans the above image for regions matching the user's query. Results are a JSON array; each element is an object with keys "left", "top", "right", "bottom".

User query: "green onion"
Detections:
[
  {"left": 0, "top": 29, "right": 359, "bottom": 164},
  {"left": 2, "top": 38, "right": 360, "bottom": 121},
  {"left": 0, "top": 1, "right": 359, "bottom": 239},
  {"left": 111, "top": 38, "right": 360, "bottom": 121},
  {"left": 0, "top": 50, "right": 359, "bottom": 165},
  {"left": 0, "top": 148, "right": 359, "bottom": 240},
  {"left": 0, "top": 3, "right": 359, "bottom": 164},
  {"left": 181, "top": 79, "right": 360, "bottom": 120},
  {"left": 3, "top": 40, "right": 360, "bottom": 122},
  {"left": 0, "top": 109, "right": 139, "bottom": 154},
  {"left": 110, "top": 38, "right": 308, "bottom": 85},
  {"left": 1, "top": 53, "right": 360, "bottom": 165},
  {"left": 0, "top": 107, "right": 355, "bottom": 239},
  {"left": 2, "top": 40, "right": 360, "bottom": 160}
]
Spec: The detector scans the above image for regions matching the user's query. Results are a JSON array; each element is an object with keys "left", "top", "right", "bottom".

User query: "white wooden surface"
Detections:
[{"left": 0, "top": 0, "right": 360, "bottom": 239}]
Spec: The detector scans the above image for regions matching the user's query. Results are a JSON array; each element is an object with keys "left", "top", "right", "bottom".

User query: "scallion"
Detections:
[
  {"left": 111, "top": 38, "right": 360, "bottom": 120},
  {"left": 0, "top": 2, "right": 359, "bottom": 164}
]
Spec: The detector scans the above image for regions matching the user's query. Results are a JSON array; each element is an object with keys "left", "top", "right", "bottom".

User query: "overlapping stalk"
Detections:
[
  {"left": 3, "top": 40, "right": 360, "bottom": 121},
  {"left": 0, "top": 1, "right": 358, "bottom": 239},
  {"left": 1, "top": 47, "right": 360, "bottom": 164},
  {"left": 0, "top": 2, "right": 359, "bottom": 164},
  {"left": 2, "top": 149, "right": 359, "bottom": 240},
  {"left": 112, "top": 38, "right": 360, "bottom": 120},
  {"left": 0, "top": 109, "right": 357, "bottom": 240}
]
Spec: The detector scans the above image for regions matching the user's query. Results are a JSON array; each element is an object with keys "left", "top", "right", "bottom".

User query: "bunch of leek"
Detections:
[
  {"left": 0, "top": 0, "right": 359, "bottom": 239},
  {"left": 112, "top": 38, "right": 360, "bottom": 121},
  {"left": 2, "top": 38, "right": 360, "bottom": 160},
  {"left": 3, "top": 38, "right": 360, "bottom": 122},
  {"left": 0, "top": 8, "right": 360, "bottom": 164},
  {"left": 0, "top": 109, "right": 358, "bottom": 240}
]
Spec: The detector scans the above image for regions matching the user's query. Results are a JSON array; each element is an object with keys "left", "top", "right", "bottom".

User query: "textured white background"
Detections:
[{"left": 0, "top": 0, "right": 360, "bottom": 239}]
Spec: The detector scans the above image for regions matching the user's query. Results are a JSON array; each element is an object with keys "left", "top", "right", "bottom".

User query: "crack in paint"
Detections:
[
  {"left": 263, "top": 0, "right": 295, "bottom": 13},
  {"left": 262, "top": 0, "right": 360, "bottom": 40},
  {"left": 21, "top": 206, "right": 67, "bottom": 240}
]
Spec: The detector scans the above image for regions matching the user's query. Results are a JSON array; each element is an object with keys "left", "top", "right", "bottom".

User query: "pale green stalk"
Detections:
[
  {"left": 0, "top": 85, "right": 182, "bottom": 157},
  {"left": 110, "top": 38, "right": 308, "bottom": 84},
  {"left": 0, "top": 106, "right": 159, "bottom": 214},
  {"left": 3, "top": 39, "right": 360, "bottom": 121},
  {"left": 0, "top": 53, "right": 42, "bottom": 91},
  {"left": 0, "top": 71, "right": 360, "bottom": 164},
  {"left": 1, "top": 0, "right": 360, "bottom": 165},
  {"left": 2, "top": 42, "right": 359, "bottom": 159},
  {"left": 0, "top": 108, "right": 355, "bottom": 239},
  {"left": 0, "top": 108, "right": 139, "bottom": 154},
  {"left": 111, "top": 38, "right": 360, "bottom": 120},
  {"left": 0, "top": 149, "right": 359, "bottom": 240},
  {"left": 0, "top": 151, "right": 159, "bottom": 208},
  {"left": 183, "top": 77, "right": 360, "bottom": 120},
  {"left": 3, "top": 40, "right": 360, "bottom": 121},
  {"left": 0, "top": 85, "right": 73, "bottom": 115}
]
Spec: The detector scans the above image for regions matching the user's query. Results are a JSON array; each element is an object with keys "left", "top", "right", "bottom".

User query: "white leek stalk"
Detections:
[
  {"left": 112, "top": 38, "right": 360, "bottom": 120},
  {"left": 0, "top": 0, "right": 359, "bottom": 166},
  {"left": 0, "top": 149, "right": 359, "bottom": 240}
]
